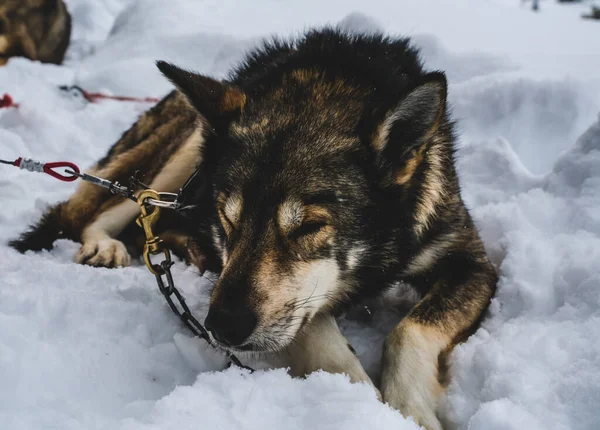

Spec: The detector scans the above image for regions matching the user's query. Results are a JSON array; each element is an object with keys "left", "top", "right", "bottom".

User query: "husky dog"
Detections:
[
  {"left": 0, "top": 0, "right": 71, "bottom": 66},
  {"left": 11, "top": 29, "right": 497, "bottom": 430}
]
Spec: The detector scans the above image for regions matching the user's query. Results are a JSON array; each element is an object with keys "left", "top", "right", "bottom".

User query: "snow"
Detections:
[{"left": 1, "top": 0, "right": 599, "bottom": 429}]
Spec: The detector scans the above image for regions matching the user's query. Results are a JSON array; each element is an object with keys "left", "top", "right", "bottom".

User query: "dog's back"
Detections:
[{"left": 0, "top": 0, "right": 71, "bottom": 66}]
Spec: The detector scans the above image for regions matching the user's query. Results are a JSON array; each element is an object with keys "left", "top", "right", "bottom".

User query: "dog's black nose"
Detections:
[{"left": 204, "top": 305, "right": 257, "bottom": 347}]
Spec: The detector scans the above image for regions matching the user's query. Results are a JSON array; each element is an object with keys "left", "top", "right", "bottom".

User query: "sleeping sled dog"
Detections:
[{"left": 11, "top": 28, "right": 497, "bottom": 430}]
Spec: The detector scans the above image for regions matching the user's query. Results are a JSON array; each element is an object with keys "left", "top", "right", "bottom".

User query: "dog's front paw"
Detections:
[
  {"left": 387, "top": 398, "right": 443, "bottom": 430},
  {"left": 76, "top": 238, "right": 131, "bottom": 268}
]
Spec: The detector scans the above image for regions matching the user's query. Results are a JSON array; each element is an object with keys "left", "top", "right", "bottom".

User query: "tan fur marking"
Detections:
[
  {"left": 437, "top": 345, "right": 453, "bottom": 388},
  {"left": 382, "top": 321, "right": 450, "bottom": 430},
  {"left": 404, "top": 233, "right": 457, "bottom": 275},
  {"left": 218, "top": 193, "right": 243, "bottom": 234},
  {"left": 251, "top": 248, "right": 280, "bottom": 312},
  {"left": 277, "top": 199, "right": 303, "bottom": 234},
  {"left": 0, "top": 36, "right": 9, "bottom": 53},
  {"left": 303, "top": 205, "right": 332, "bottom": 223},
  {"left": 281, "top": 313, "right": 379, "bottom": 396},
  {"left": 290, "top": 69, "right": 361, "bottom": 103},
  {"left": 146, "top": 127, "right": 203, "bottom": 193},
  {"left": 210, "top": 237, "right": 252, "bottom": 305},
  {"left": 84, "top": 199, "right": 139, "bottom": 239},
  {"left": 221, "top": 87, "right": 247, "bottom": 112},
  {"left": 346, "top": 245, "right": 366, "bottom": 270},
  {"left": 394, "top": 148, "right": 425, "bottom": 185},
  {"left": 371, "top": 122, "right": 388, "bottom": 153},
  {"left": 95, "top": 120, "right": 190, "bottom": 181},
  {"left": 426, "top": 112, "right": 444, "bottom": 139},
  {"left": 300, "top": 225, "right": 334, "bottom": 251},
  {"left": 230, "top": 117, "right": 270, "bottom": 136},
  {"left": 414, "top": 141, "right": 448, "bottom": 236},
  {"left": 290, "top": 68, "right": 320, "bottom": 84},
  {"left": 276, "top": 201, "right": 334, "bottom": 238}
]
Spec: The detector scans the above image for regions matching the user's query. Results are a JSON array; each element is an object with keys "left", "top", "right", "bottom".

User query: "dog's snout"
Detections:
[{"left": 205, "top": 304, "right": 257, "bottom": 347}]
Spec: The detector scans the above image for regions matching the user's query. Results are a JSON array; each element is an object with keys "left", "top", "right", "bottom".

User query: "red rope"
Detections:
[
  {"left": 0, "top": 88, "right": 161, "bottom": 110},
  {"left": 79, "top": 90, "right": 161, "bottom": 104},
  {"left": 0, "top": 93, "right": 19, "bottom": 109},
  {"left": 42, "top": 161, "right": 81, "bottom": 182}
]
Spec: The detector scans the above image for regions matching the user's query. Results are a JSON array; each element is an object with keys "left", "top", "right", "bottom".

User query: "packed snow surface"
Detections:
[{"left": 1, "top": 0, "right": 599, "bottom": 429}]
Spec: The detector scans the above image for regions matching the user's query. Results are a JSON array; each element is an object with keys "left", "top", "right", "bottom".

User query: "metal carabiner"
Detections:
[
  {"left": 145, "top": 192, "right": 180, "bottom": 210},
  {"left": 136, "top": 190, "right": 166, "bottom": 275}
]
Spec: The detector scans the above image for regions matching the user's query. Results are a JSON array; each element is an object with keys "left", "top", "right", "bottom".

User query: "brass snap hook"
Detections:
[{"left": 136, "top": 189, "right": 165, "bottom": 275}]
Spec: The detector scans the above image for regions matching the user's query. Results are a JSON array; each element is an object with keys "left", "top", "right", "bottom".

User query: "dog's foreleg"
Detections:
[
  {"left": 76, "top": 199, "right": 139, "bottom": 267},
  {"left": 381, "top": 263, "right": 496, "bottom": 430},
  {"left": 282, "top": 312, "right": 380, "bottom": 397},
  {"left": 77, "top": 127, "right": 203, "bottom": 268},
  {"left": 381, "top": 320, "right": 447, "bottom": 430}
]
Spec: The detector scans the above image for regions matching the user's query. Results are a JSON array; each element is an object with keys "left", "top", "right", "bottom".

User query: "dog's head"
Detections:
[{"left": 157, "top": 60, "right": 447, "bottom": 352}]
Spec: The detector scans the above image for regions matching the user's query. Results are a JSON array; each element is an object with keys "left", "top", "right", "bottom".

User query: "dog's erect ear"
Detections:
[
  {"left": 156, "top": 61, "right": 246, "bottom": 131},
  {"left": 371, "top": 72, "right": 447, "bottom": 185}
]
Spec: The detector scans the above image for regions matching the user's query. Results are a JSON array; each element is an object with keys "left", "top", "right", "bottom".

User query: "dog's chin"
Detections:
[
  {"left": 212, "top": 329, "right": 301, "bottom": 355},
  {"left": 215, "top": 336, "right": 294, "bottom": 354},
  {"left": 218, "top": 342, "right": 263, "bottom": 353}
]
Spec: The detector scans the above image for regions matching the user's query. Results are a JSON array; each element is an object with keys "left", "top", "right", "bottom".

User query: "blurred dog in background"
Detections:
[{"left": 0, "top": 0, "right": 71, "bottom": 66}]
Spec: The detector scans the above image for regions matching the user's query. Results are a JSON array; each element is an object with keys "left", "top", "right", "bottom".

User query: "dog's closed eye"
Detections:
[
  {"left": 289, "top": 220, "right": 328, "bottom": 240},
  {"left": 217, "top": 193, "right": 243, "bottom": 235}
]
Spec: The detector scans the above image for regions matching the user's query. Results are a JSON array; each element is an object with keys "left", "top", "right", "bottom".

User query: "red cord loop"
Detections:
[
  {"left": 9, "top": 157, "right": 80, "bottom": 182},
  {"left": 44, "top": 161, "right": 80, "bottom": 182}
]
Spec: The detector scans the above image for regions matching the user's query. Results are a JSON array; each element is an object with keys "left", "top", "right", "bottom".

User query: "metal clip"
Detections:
[
  {"left": 145, "top": 192, "right": 180, "bottom": 210},
  {"left": 136, "top": 189, "right": 169, "bottom": 275},
  {"left": 66, "top": 169, "right": 134, "bottom": 200}
]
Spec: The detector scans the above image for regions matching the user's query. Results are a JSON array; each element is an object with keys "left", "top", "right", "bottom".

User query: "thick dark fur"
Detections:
[
  {"left": 0, "top": 0, "right": 71, "bottom": 66},
  {"left": 10, "top": 29, "right": 497, "bottom": 429}
]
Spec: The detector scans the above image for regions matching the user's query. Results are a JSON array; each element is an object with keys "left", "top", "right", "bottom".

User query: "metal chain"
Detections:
[
  {"left": 134, "top": 188, "right": 252, "bottom": 372},
  {"left": 153, "top": 258, "right": 251, "bottom": 370}
]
